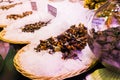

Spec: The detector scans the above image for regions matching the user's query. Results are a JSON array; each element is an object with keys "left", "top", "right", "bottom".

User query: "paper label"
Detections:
[
  {"left": 92, "top": 18, "right": 106, "bottom": 31},
  {"left": 48, "top": 4, "right": 57, "bottom": 17},
  {"left": 31, "top": 2, "right": 37, "bottom": 11},
  {"left": 92, "top": 18, "right": 105, "bottom": 25}
]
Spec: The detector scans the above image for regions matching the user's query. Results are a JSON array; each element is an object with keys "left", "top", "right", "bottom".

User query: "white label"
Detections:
[
  {"left": 48, "top": 4, "right": 57, "bottom": 17},
  {"left": 31, "top": 2, "right": 37, "bottom": 11},
  {"left": 92, "top": 18, "right": 105, "bottom": 25},
  {"left": 92, "top": 18, "right": 106, "bottom": 31}
]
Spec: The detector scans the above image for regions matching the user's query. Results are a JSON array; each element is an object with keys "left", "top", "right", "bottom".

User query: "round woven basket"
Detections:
[
  {"left": 0, "top": 30, "right": 30, "bottom": 44},
  {"left": 14, "top": 44, "right": 96, "bottom": 80},
  {"left": 0, "top": 24, "right": 7, "bottom": 28}
]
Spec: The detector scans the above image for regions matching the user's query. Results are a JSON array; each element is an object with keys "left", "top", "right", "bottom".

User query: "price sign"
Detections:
[
  {"left": 48, "top": 4, "right": 57, "bottom": 17},
  {"left": 31, "top": 2, "right": 37, "bottom": 11}
]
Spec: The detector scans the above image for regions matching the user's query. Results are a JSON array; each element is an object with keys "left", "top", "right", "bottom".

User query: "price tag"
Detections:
[
  {"left": 92, "top": 18, "right": 106, "bottom": 31},
  {"left": 92, "top": 18, "right": 105, "bottom": 25},
  {"left": 31, "top": 2, "right": 37, "bottom": 11},
  {"left": 48, "top": 4, "right": 57, "bottom": 17}
]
